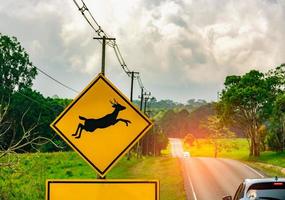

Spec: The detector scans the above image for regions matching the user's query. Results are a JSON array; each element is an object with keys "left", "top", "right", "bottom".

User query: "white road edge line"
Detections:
[
  {"left": 242, "top": 163, "right": 265, "bottom": 178},
  {"left": 187, "top": 169, "right": 197, "bottom": 200},
  {"left": 182, "top": 158, "right": 197, "bottom": 200},
  {"left": 170, "top": 138, "right": 197, "bottom": 200}
]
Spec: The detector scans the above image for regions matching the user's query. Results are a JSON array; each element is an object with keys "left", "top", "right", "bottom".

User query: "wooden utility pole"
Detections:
[
  {"left": 93, "top": 36, "right": 115, "bottom": 179},
  {"left": 93, "top": 36, "right": 115, "bottom": 75},
  {"left": 139, "top": 88, "right": 144, "bottom": 111},
  {"left": 127, "top": 71, "right": 139, "bottom": 102},
  {"left": 143, "top": 92, "right": 151, "bottom": 114},
  {"left": 143, "top": 92, "right": 151, "bottom": 156},
  {"left": 137, "top": 88, "right": 144, "bottom": 158},
  {"left": 126, "top": 71, "right": 139, "bottom": 160}
]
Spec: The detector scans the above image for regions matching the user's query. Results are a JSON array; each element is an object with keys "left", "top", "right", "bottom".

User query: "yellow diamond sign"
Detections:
[{"left": 50, "top": 74, "right": 152, "bottom": 177}]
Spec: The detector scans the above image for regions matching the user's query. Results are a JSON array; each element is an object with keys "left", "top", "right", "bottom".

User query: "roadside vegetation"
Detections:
[
  {"left": 0, "top": 152, "right": 186, "bottom": 200},
  {"left": 182, "top": 63, "right": 285, "bottom": 177},
  {"left": 184, "top": 138, "right": 248, "bottom": 160},
  {"left": 184, "top": 138, "right": 285, "bottom": 177}
]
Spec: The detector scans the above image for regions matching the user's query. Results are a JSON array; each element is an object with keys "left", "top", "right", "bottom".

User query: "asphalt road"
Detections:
[{"left": 169, "top": 138, "right": 265, "bottom": 200}]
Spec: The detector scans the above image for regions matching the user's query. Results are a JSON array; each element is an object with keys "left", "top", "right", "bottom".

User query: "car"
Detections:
[
  {"left": 183, "top": 151, "right": 190, "bottom": 158},
  {"left": 222, "top": 177, "right": 285, "bottom": 200}
]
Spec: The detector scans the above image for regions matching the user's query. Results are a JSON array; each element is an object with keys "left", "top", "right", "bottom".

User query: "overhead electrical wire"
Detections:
[
  {"left": 6, "top": 0, "right": 152, "bottom": 137},
  {"left": 35, "top": 66, "right": 80, "bottom": 94},
  {"left": 72, "top": 0, "right": 149, "bottom": 92},
  {"left": 72, "top": 0, "right": 115, "bottom": 47},
  {"left": 14, "top": 0, "right": 151, "bottom": 113},
  {"left": 137, "top": 76, "right": 144, "bottom": 90},
  {"left": 12, "top": 66, "right": 78, "bottom": 112}
]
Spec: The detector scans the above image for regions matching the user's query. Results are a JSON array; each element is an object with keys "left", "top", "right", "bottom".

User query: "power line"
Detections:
[
  {"left": 137, "top": 76, "right": 144, "bottom": 89},
  {"left": 73, "top": 0, "right": 115, "bottom": 47},
  {"left": 72, "top": 0, "right": 150, "bottom": 93},
  {"left": 14, "top": 66, "right": 78, "bottom": 111},
  {"left": 35, "top": 66, "right": 80, "bottom": 94}
]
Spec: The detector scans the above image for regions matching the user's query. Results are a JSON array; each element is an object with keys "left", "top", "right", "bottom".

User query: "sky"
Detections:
[{"left": 1, "top": 0, "right": 285, "bottom": 103}]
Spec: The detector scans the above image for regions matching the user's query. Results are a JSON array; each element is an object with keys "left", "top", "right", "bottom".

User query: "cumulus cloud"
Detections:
[{"left": 1, "top": 0, "right": 284, "bottom": 102}]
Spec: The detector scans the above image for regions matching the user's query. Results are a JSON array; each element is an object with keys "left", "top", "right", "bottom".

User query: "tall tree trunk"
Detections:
[
  {"left": 249, "top": 129, "right": 254, "bottom": 156},
  {"left": 281, "top": 114, "right": 285, "bottom": 152},
  {"left": 249, "top": 138, "right": 253, "bottom": 156},
  {"left": 251, "top": 131, "right": 260, "bottom": 157}
]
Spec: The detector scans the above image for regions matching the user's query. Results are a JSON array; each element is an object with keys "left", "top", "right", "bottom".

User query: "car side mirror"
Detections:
[{"left": 222, "top": 195, "right": 232, "bottom": 200}]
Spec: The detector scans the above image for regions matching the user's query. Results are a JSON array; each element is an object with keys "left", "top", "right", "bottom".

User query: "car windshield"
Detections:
[{"left": 246, "top": 182, "right": 285, "bottom": 200}]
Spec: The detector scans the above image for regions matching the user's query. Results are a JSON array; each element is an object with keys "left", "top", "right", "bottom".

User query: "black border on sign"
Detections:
[
  {"left": 51, "top": 74, "right": 152, "bottom": 176},
  {"left": 47, "top": 180, "right": 158, "bottom": 200}
]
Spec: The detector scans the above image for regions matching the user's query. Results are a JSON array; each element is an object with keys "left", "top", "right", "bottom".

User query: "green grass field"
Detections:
[
  {"left": 184, "top": 138, "right": 285, "bottom": 177},
  {"left": 184, "top": 138, "right": 249, "bottom": 160},
  {"left": 2, "top": 139, "right": 284, "bottom": 199},
  {"left": 0, "top": 152, "right": 186, "bottom": 200}
]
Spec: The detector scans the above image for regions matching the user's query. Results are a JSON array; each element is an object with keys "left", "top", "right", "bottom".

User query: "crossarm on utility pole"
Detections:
[
  {"left": 139, "top": 88, "right": 144, "bottom": 111},
  {"left": 93, "top": 36, "right": 115, "bottom": 76},
  {"left": 127, "top": 71, "right": 139, "bottom": 102},
  {"left": 143, "top": 92, "right": 151, "bottom": 115}
]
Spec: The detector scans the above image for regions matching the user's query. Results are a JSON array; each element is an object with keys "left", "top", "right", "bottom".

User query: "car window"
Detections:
[{"left": 246, "top": 182, "right": 285, "bottom": 200}]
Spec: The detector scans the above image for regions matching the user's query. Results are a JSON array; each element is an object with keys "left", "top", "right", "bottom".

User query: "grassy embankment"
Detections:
[
  {"left": 184, "top": 138, "right": 285, "bottom": 177},
  {"left": 0, "top": 152, "right": 186, "bottom": 200}
]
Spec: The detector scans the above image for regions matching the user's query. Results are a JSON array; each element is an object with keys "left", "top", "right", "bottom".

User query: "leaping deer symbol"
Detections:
[{"left": 72, "top": 99, "right": 131, "bottom": 139}]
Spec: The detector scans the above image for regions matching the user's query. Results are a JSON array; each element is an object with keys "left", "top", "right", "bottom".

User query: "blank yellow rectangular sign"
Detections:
[{"left": 47, "top": 180, "right": 159, "bottom": 200}]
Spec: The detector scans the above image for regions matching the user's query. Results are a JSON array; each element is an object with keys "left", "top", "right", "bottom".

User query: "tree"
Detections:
[
  {"left": 141, "top": 123, "right": 168, "bottom": 156},
  {"left": 217, "top": 70, "right": 280, "bottom": 157},
  {"left": 0, "top": 33, "right": 37, "bottom": 96},
  {"left": 8, "top": 88, "right": 71, "bottom": 152},
  {"left": 186, "top": 99, "right": 207, "bottom": 111},
  {"left": 259, "top": 64, "right": 285, "bottom": 151},
  {"left": 201, "top": 115, "right": 235, "bottom": 158},
  {"left": 267, "top": 94, "right": 285, "bottom": 151},
  {"left": 187, "top": 103, "right": 218, "bottom": 138},
  {"left": 158, "top": 109, "right": 192, "bottom": 138},
  {"left": 267, "top": 64, "right": 285, "bottom": 90},
  {"left": 184, "top": 133, "right": 196, "bottom": 146},
  {"left": 0, "top": 99, "right": 60, "bottom": 167}
]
